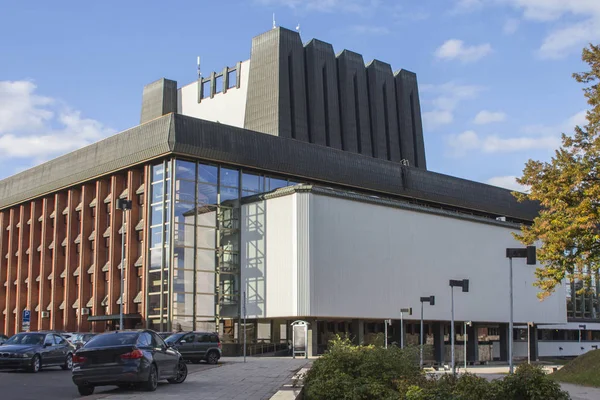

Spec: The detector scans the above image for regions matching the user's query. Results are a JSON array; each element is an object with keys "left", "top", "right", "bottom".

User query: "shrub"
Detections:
[
  {"left": 303, "top": 335, "right": 423, "bottom": 400},
  {"left": 495, "top": 364, "right": 570, "bottom": 400}
]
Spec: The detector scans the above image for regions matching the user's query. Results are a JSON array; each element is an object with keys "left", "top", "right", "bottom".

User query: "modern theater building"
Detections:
[{"left": 2, "top": 27, "right": 600, "bottom": 362}]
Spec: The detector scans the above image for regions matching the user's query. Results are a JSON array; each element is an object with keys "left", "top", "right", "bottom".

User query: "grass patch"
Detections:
[{"left": 551, "top": 349, "right": 600, "bottom": 387}]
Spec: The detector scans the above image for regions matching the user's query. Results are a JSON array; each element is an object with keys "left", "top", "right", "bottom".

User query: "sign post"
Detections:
[{"left": 22, "top": 309, "right": 31, "bottom": 332}]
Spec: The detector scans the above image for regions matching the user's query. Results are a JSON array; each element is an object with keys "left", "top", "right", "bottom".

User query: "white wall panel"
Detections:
[
  {"left": 178, "top": 61, "right": 250, "bottom": 128},
  {"left": 538, "top": 341, "right": 600, "bottom": 357},
  {"left": 307, "top": 194, "right": 566, "bottom": 324},
  {"left": 241, "top": 196, "right": 297, "bottom": 318}
]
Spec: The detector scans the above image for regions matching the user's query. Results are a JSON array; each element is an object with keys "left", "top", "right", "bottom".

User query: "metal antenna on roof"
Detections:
[
  {"left": 296, "top": 23, "right": 301, "bottom": 35},
  {"left": 272, "top": 13, "right": 276, "bottom": 29},
  {"left": 197, "top": 56, "right": 201, "bottom": 79}
]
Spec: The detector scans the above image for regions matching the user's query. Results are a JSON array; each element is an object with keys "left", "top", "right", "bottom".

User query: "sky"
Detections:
[{"left": 0, "top": 0, "right": 598, "bottom": 191}]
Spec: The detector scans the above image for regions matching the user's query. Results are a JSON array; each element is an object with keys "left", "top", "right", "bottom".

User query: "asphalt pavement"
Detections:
[{"left": 0, "top": 361, "right": 218, "bottom": 400}]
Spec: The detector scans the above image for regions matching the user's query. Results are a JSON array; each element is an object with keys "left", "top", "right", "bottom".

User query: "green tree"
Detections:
[{"left": 515, "top": 44, "right": 600, "bottom": 299}]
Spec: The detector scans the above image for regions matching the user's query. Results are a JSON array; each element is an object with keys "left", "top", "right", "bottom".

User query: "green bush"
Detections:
[
  {"left": 303, "top": 335, "right": 424, "bottom": 400},
  {"left": 303, "top": 337, "right": 570, "bottom": 400}
]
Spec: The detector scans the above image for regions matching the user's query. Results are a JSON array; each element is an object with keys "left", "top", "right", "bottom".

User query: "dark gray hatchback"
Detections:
[
  {"left": 71, "top": 330, "right": 187, "bottom": 396},
  {"left": 164, "top": 331, "right": 221, "bottom": 364}
]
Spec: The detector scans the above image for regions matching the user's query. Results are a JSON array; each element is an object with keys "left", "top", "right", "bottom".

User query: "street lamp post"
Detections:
[
  {"left": 419, "top": 296, "right": 435, "bottom": 368},
  {"left": 505, "top": 246, "right": 536, "bottom": 374},
  {"left": 464, "top": 321, "right": 472, "bottom": 371},
  {"left": 116, "top": 198, "right": 132, "bottom": 332},
  {"left": 449, "top": 279, "right": 469, "bottom": 375},
  {"left": 400, "top": 308, "right": 412, "bottom": 349}
]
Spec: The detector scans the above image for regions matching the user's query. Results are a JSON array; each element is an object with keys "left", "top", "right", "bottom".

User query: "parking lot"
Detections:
[
  {"left": 0, "top": 357, "right": 310, "bottom": 400},
  {"left": 0, "top": 361, "right": 218, "bottom": 400}
]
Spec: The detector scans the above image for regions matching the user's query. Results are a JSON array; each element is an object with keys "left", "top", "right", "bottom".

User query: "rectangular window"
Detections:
[
  {"left": 267, "top": 177, "right": 287, "bottom": 191},
  {"left": 149, "top": 249, "right": 161, "bottom": 270},
  {"left": 151, "top": 182, "right": 165, "bottom": 204},
  {"left": 227, "top": 70, "right": 237, "bottom": 88},
  {"left": 215, "top": 75, "right": 223, "bottom": 94},
  {"left": 152, "top": 163, "right": 165, "bottom": 182},
  {"left": 173, "top": 224, "right": 195, "bottom": 247},
  {"left": 175, "top": 160, "right": 196, "bottom": 181},
  {"left": 197, "top": 184, "right": 218, "bottom": 206},
  {"left": 242, "top": 173, "right": 264, "bottom": 193},
  {"left": 174, "top": 246, "right": 195, "bottom": 269},
  {"left": 220, "top": 168, "right": 239, "bottom": 188},
  {"left": 173, "top": 269, "right": 195, "bottom": 293},
  {"left": 195, "top": 294, "right": 215, "bottom": 317},
  {"left": 198, "top": 164, "right": 218, "bottom": 184},
  {"left": 174, "top": 201, "right": 196, "bottom": 225},
  {"left": 201, "top": 80, "right": 211, "bottom": 99},
  {"left": 174, "top": 179, "right": 196, "bottom": 203},
  {"left": 173, "top": 293, "right": 195, "bottom": 316},
  {"left": 220, "top": 187, "right": 238, "bottom": 203}
]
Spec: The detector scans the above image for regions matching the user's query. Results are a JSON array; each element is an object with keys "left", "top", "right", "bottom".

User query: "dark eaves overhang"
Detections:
[{"left": 0, "top": 113, "right": 539, "bottom": 221}]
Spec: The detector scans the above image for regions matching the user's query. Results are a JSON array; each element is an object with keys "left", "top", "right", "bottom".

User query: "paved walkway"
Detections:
[{"left": 98, "top": 357, "right": 311, "bottom": 400}]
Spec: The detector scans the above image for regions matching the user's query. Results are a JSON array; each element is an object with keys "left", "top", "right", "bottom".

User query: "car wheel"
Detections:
[
  {"left": 77, "top": 385, "right": 94, "bottom": 396},
  {"left": 61, "top": 353, "right": 73, "bottom": 370},
  {"left": 207, "top": 351, "right": 219, "bottom": 365},
  {"left": 191, "top": 359, "right": 201, "bottom": 364},
  {"left": 143, "top": 364, "right": 158, "bottom": 392},
  {"left": 167, "top": 360, "right": 188, "bottom": 384},
  {"left": 29, "top": 355, "right": 41, "bottom": 373}
]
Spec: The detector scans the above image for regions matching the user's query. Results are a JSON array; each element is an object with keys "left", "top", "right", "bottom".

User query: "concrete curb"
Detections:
[{"left": 269, "top": 366, "right": 310, "bottom": 399}]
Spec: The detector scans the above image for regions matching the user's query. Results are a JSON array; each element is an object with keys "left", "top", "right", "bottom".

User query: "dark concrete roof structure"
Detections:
[{"left": 0, "top": 113, "right": 538, "bottom": 221}]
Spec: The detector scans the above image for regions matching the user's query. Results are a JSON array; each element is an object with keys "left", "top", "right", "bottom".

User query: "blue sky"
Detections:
[{"left": 1, "top": 0, "right": 598, "bottom": 191}]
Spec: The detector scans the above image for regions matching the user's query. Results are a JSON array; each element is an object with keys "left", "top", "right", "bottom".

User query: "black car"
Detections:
[
  {"left": 164, "top": 331, "right": 222, "bottom": 364},
  {"left": 72, "top": 330, "right": 187, "bottom": 396},
  {"left": 0, "top": 331, "right": 75, "bottom": 373}
]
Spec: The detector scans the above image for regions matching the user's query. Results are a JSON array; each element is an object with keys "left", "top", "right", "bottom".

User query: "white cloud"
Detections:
[
  {"left": 0, "top": 80, "right": 115, "bottom": 163},
  {"left": 421, "top": 82, "right": 485, "bottom": 131},
  {"left": 446, "top": 130, "right": 560, "bottom": 157},
  {"left": 434, "top": 39, "right": 492, "bottom": 63},
  {"left": 455, "top": 1, "right": 600, "bottom": 58},
  {"left": 350, "top": 25, "right": 390, "bottom": 35},
  {"left": 503, "top": 18, "right": 520, "bottom": 34},
  {"left": 473, "top": 110, "right": 507, "bottom": 125},
  {"left": 487, "top": 175, "right": 529, "bottom": 192},
  {"left": 452, "top": 0, "right": 484, "bottom": 13}
]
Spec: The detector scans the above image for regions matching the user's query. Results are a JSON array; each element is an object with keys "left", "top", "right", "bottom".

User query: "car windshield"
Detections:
[
  {"left": 83, "top": 332, "right": 138, "bottom": 348},
  {"left": 164, "top": 333, "right": 184, "bottom": 344},
  {"left": 4, "top": 333, "right": 45, "bottom": 345}
]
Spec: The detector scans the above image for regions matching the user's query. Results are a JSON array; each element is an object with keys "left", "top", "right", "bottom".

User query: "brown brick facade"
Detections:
[{"left": 0, "top": 166, "right": 148, "bottom": 336}]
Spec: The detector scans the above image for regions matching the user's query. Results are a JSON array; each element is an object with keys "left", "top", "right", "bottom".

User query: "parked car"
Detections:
[
  {"left": 157, "top": 332, "right": 173, "bottom": 340},
  {"left": 72, "top": 329, "right": 187, "bottom": 396},
  {"left": 164, "top": 331, "right": 221, "bottom": 364},
  {"left": 0, "top": 331, "right": 75, "bottom": 372},
  {"left": 0, "top": 334, "right": 8, "bottom": 345},
  {"left": 70, "top": 333, "right": 98, "bottom": 350}
]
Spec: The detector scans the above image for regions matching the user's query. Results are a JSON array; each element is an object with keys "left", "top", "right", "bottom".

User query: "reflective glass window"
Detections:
[
  {"left": 148, "top": 294, "right": 167, "bottom": 315},
  {"left": 174, "top": 246, "right": 195, "bottom": 269},
  {"left": 220, "top": 168, "right": 239, "bottom": 188},
  {"left": 198, "top": 164, "right": 218, "bottom": 184},
  {"left": 267, "top": 177, "right": 287, "bottom": 191},
  {"left": 149, "top": 249, "right": 162, "bottom": 270},
  {"left": 196, "top": 226, "right": 215, "bottom": 249},
  {"left": 175, "top": 160, "right": 196, "bottom": 181},
  {"left": 197, "top": 184, "right": 218, "bottom": 205},
  {"left": 242, "top": 173, "right": 263, "bottom": 193},
  {"left": 220, "top": 187, "right": 238, "bottom": 203},
  {"left": 151, "top": 182, "right": 164, "bottom": 204},
  {"left": 174, "top": 180, "right": 195, "bottom": 203},
  {"left": 196, "top": 206, "right": 217, "bottom": 227},
  {"left": 173, "top": 224, "right": 195, "bottom": 247},
  {"left": 174, "top": 202, "right": 196, "bottom": 225},
  {"left": 173, "top": 269, "right": 195, "bottom": 293},
  {"left": 196, "top": 271, "right": 215, "bottom": 294},
  {"left": 148, "top": 270, "right": 162, "bottom": 292},
  {"left": 196, "top": 294, "right": 215, "bottom": 317},
  {"left": 149, "top": 226, "right": 163, "bottom": 248},
  {"left": 152, "top": 164, "right": 165, "bottom": 182},
  {"left": 173, "top": 293, "right": 194, "bottom": 316},
  {"left": 198, "top": 249, "right": 216, "bottom": 271}
]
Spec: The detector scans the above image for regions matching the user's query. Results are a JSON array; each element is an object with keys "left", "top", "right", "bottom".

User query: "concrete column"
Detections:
[
  {"left": 306, "top": 320, "right": 319, "bottom": 356},
  {"left": 351, "top": 319, "right": 364, "bottom": 345},
  {"left": 391, "top": 319, "right": 402, "bottom": 347},
  {"left": 272, "top": 319, "right": 281, "bottom": 343},
  {"left": 529, "top": 325, "right": 539, "bottom": 362},
  {"left": 433, "top": 322, "right": 445, "bottom": 364},
  {"left": 467, "top": 323, "right": 479, "bottom": 364},
  {"left": 499, "top": 323, "right": 509, "bottom": 362}
]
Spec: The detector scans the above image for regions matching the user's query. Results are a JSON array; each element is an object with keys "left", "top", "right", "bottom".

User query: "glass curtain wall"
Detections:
[
  {"left": 566, "top": 268, "right": 600, "bottom": 320},
  {"left": 147, "top": 158, "right": 301, "bottom": 335}
]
